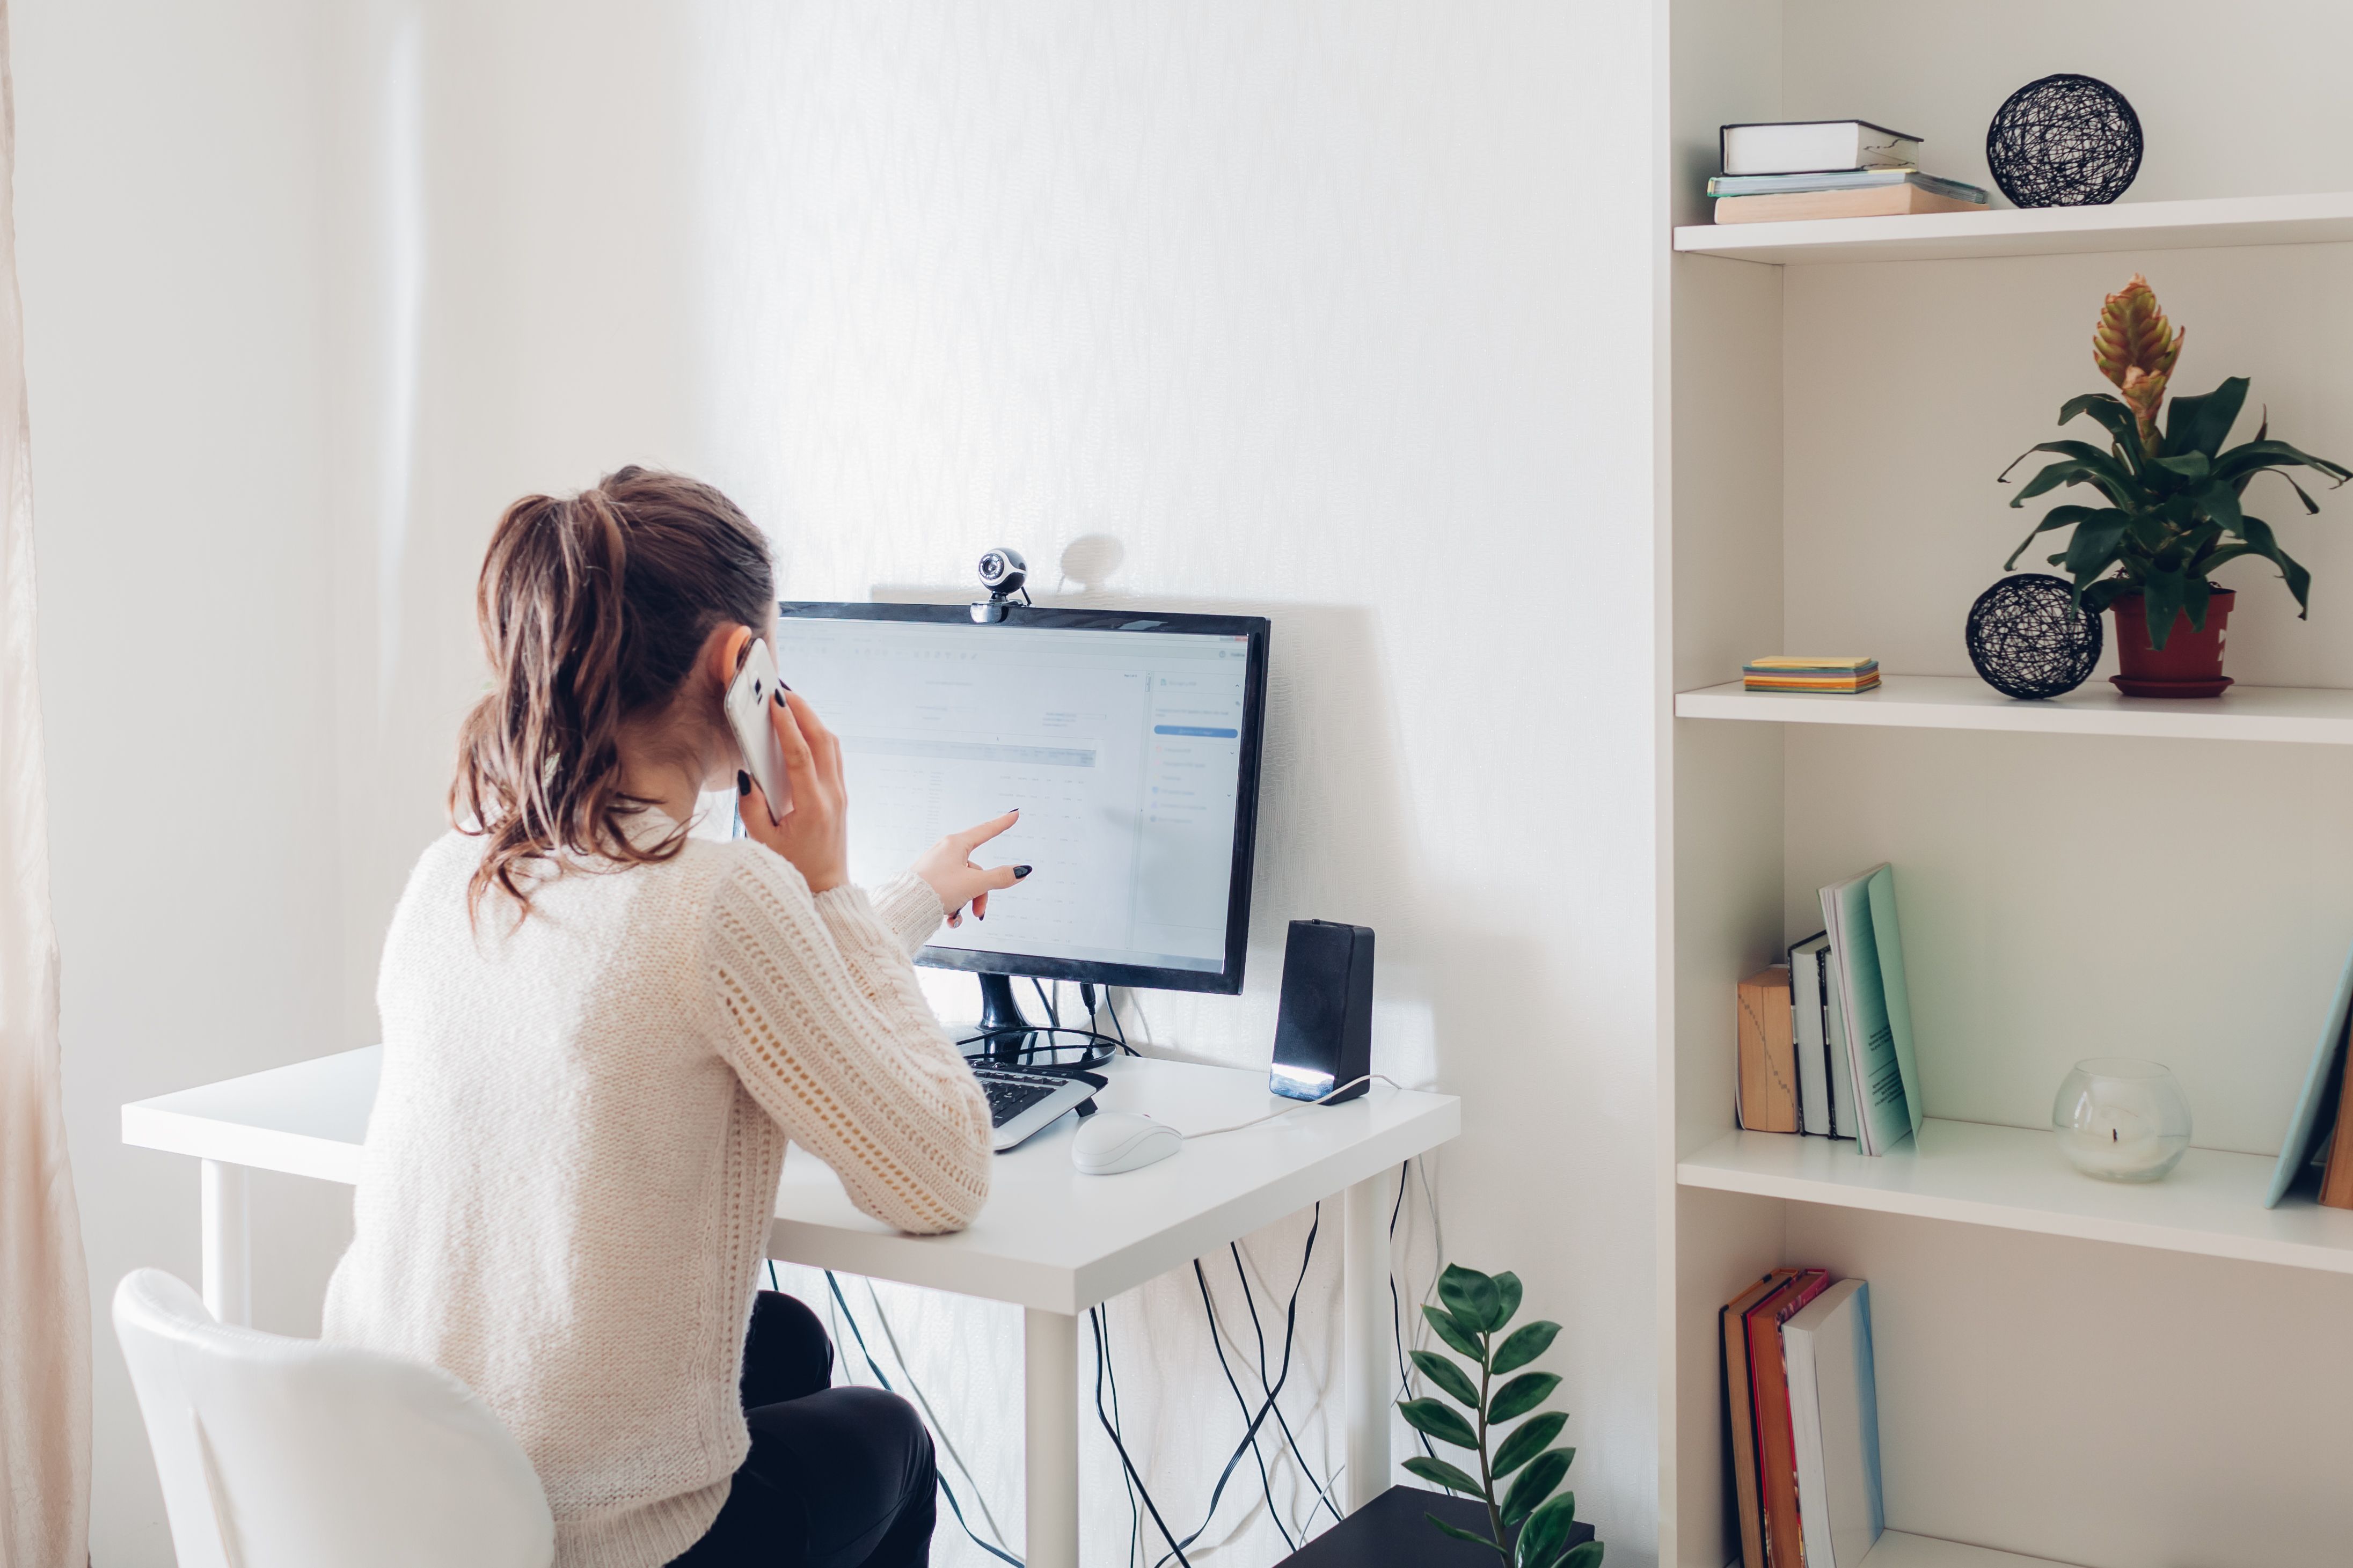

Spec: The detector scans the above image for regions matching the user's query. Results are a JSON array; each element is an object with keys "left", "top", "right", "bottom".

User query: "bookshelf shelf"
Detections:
[
  {"left": 1678, "top": 1118, "right": 2353, "bottom": 1277},
  {"left": 1674, "top": 674, "right": 2353, "bottom": 744},
  {"left": 1853, "top": 1533, "right": 2085, "bottom": 1568},
  {"left": 1671, "top": 190, "right": 2353, "bottom": 266}
]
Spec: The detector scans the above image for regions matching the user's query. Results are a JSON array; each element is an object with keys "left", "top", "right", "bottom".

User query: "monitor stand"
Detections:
[{"left": 974, "top": 973, "right": 1046, "bottom": 1064}]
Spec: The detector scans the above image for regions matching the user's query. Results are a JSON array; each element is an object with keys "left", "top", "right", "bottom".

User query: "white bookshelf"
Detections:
[
  {"left": 1672, "top": 190, "right": 2353, "bottom": 266},
  {"left": 1680, "top": 1120, "right": 2353, "bottom": 1277},
  {"left": 1662, "top": 6, "right": 2353, "bottom": 1565},
  {"left": 1675, "top": 675, "right": 2353, "bottom": 745}
]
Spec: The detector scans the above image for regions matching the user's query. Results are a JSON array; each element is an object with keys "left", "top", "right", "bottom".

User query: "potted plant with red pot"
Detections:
[{"left": 2000, "top": 274, "right": 2353, "bottom": 696}]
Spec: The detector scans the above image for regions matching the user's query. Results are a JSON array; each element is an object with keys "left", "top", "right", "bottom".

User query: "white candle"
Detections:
[{"left": 2059, "top": 1103, "right": 2166, "bottom": 1176}]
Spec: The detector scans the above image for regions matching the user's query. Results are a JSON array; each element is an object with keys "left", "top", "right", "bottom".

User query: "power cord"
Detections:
[
  {"left": 1092, "top": 1305, "right": 1196, "bottom": 1567},
  {"left": 1182, "top": 1075, "right": 1402, "bottom": 1139},
  {"left": 1225, "top": 1240, "right": 1343, "bottom": 1531},
  {"left": 1192, "top": 1258, "right": 1295, "bottom": 1555},
  {"left": 819, "top": 1271, "right": 1025, "bottom": 1568}
]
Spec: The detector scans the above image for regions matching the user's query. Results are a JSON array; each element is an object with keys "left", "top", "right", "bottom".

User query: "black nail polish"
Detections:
[
  {"left": 773, "top": 690, "right": 787, "bottom": 707},
  {"left": 1014, "top": 865, "right": 1033, "bottom": 878},
  {"left": 737, "top": 771, "right": 750, "bottom": 795}
]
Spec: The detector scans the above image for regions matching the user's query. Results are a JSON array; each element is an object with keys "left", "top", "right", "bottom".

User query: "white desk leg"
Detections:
[
  {"left": 1342, "top": 1169, "right": 1392, "bottom": 1513},
  {"left": 1025, "top": 1307, "right": 1079, "bottom": 1568},
  {"left": 200, "top": 1159, "right": 252, "bottom": 1327}
]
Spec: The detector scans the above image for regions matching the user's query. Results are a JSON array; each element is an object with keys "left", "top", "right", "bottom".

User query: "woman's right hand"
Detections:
[{"left": 740, "top": 690, "right": 849, "bottom": 895}]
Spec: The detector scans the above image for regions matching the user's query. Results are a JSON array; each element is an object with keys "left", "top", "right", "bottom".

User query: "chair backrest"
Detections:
[{"left": 112, "top": 1269, "right": 554, "bottom": 1568}]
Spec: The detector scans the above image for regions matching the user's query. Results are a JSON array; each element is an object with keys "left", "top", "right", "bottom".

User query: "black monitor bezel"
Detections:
[{"left": 773, "top": 600, "right": 1270, "bottom": 995}]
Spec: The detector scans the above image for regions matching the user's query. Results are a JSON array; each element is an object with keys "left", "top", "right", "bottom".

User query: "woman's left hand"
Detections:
[{"left": 913, "top": 811, "right": 1031, "bottom": 928}]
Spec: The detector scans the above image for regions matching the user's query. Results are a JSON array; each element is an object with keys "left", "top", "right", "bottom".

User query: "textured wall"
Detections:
[{"left": 26, "top": 3, "right": 1663, "bottom": 1559}]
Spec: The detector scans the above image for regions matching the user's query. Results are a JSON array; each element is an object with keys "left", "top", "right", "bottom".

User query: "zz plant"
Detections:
[
  {"left": 1398, "top": 1263, "right": 1601, "bottom": 1568},
  {"left": 2000, "top": 273, "right": 2352, "bottom": 648}
]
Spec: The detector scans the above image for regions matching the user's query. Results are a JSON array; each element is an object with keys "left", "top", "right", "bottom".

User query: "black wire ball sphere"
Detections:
[
  {"left": 1985, "top": 74, "right": 2142, "bottom": 208},
  {"left": 1967, "top": 574, "right": 2104, "bottom": 699}
]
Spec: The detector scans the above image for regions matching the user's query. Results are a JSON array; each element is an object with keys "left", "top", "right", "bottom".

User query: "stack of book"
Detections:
[
  {"left": 1735, "top": 864, "right": 1925, "bottom": 1157},
  {"left": 1743, "top": 656, "right": 1880, "bottom": 694},
  {"left": 1722, "top": 1271, "right": 1884, "bottom": 1568},
  {"left": 1711, "top": 120, "right": 1989, "bottom": 224}
]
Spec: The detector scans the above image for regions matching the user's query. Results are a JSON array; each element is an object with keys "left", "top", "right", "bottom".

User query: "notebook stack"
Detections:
[
  {"left": 1742, "top": 656, "right": 1880, "bottom": 694},
  {"left": 1711, "top": 120, "right": 1989, "bottom": 224},
  {"left": 1722, "top": 1271, "right": 1884, "bottom": 1568}
]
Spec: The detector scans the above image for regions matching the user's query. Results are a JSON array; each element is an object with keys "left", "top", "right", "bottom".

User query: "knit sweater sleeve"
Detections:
[{"left": 702, "top": 847, "right": 991, "bottom": 1235}]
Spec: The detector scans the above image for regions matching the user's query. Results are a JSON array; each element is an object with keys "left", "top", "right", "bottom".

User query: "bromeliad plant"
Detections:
[
  {"left": 2000, "top": 273, "right": 2353, "bottom": 647},
  {"left": 1398, "top": 1263, "right": 1602, "bottom": 1568}
]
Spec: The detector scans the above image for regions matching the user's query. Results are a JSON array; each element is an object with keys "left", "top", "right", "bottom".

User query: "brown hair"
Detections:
[{"left": 452, "top": 466, "right": 773, "bottom": 918}]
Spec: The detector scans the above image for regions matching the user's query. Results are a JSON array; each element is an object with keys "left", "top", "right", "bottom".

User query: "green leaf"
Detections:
[
  {"left": 2005, "top": 455, "right": 2131, "bottom": 509},
  {"left": 2249, "top": 466, "right": 2324, "bottom": 514},
  {"left": 2153, "top": 451, "right": 2212, "bottom": 481},
  {"left": 1500, "top": 1447, "right": 1572, "bottom": 1526},
  {"left": 1403, "top": 1455, "right": 1485, "bottom": 1496},
  {"left": 1492, "top": 1320, "right": 1561, "bottom": 1375},
  {"left": 2058, "top": 512, "right": 2131, "bottom": 584},
  {"left": 1424, "top": 1303, "right": 1484, "bottom": 1361},
  {"left": 1489, "top": 1371, "right": 1563, "bottom": 1424},
  {"left": 2059, "top": 392, "right": 2145, "bottom": 466},
  {"left": 1514, "top": 1492, "right": 1581, "bottom": 1568},
  {"left": 2195, "top": 479, "right": 2245, "bottom": 536},
  {"left": 2003, "top": 504, "right": 2128, "bottom": 570},
  {"left": 1492, "top": 1271, "right": 1524, "bottom": 1330},
  {"left": 1399, "top": 1396, "right": 1480, "bottom": 1450},
  {"left": 1494, "top": 1416, "right": 1569, "bottom": 1479},
  {"left": 2140, "top": 566, "right": 2190, "bottom": 650},
  {"left": 2214, "top": 438, "right": 2353, "bottom": 487},
  {"left": 2163, "top": 376, "right": 2248, "bottom": 459},
  {"left": 2211, "top": 515, "right": 2313, "bottom": 616},
  {"left": 1411, "top": 1349, "right": 1483, "bottom": 1410},
  {"left": 1558, "top": 1541, "right": 1605, "bottom": 1568},
  {"left": 1439, "top": 1264, "right": 1504, "bottom": 1335},
  {"left": 1426, "top": 1514, "right": 1509, "bottom": 1558}
]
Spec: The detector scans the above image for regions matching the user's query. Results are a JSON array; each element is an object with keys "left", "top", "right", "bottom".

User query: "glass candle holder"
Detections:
[{"left": 2051, "top": 1057, "right": 2191, "bottom": 1182}]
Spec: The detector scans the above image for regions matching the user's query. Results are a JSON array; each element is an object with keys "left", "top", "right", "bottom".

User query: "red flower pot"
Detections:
[{"left": 2109, "top": 589, "right": 2234, "bottom": 698}]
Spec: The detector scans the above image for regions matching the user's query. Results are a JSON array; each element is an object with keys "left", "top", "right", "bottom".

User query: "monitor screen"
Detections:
[{"left": 769, "top": 603, "right": 1269, "bottom": 993}]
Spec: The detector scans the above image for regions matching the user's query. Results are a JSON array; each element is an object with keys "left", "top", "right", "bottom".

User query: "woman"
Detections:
[{"left": 324, "top": 467, "right": 1020, "bottom": 1568}]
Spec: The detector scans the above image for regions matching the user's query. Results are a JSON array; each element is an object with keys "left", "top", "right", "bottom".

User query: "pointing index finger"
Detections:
[{"left": 951, "top": 809, "right": 1021, "bottom": 852}]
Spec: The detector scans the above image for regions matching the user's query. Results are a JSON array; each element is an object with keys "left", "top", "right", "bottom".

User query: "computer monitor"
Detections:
[{"left": 768, "top": 603, "right": 1270, "bottom": 1031}]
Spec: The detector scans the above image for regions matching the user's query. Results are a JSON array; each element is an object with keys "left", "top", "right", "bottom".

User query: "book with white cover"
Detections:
[
  {"left": 1720, "top": 120, "right": 1920, "bottom": 176},
  {"left": 1789, "top": 933, "right": 1832, "bottom": 1136},
  {"left": 1824, "top": 971, "right": 1855, "bottom": 1141},
  {"left": 1784, "top": 1278, "right": 1884, "bottom": 1568}
]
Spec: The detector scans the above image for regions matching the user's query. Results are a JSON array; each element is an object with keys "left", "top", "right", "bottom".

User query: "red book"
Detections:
[
  {"left": 1746, "top": 1269, "right": 1830, "bottom": 1568},
  {"left": 1722, "top": 1270, "right": 1798, "bottom": 1568}
]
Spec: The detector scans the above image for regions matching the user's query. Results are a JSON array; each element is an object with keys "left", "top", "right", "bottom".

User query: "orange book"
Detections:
[
  {"left": 1714, "top": 185, "right": 1985, "bottom": 223},
  {"left": 2320, "top": 1044, "right": 2353, "bottom": 1208},
  {"left": 1722, "top": 1270, "right": 1799, "bottom": 1568},
  {"left": 1737, "top": 968, "right": 1800, "bottom": 1134},
  {"left": 1748, "top": 1270, "right": 1831, "bottom": 1567}
]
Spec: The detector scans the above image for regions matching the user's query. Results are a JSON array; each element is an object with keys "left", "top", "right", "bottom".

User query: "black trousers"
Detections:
[{"left": 668, "top": 1291, "right": 938, "bottom": 1567}]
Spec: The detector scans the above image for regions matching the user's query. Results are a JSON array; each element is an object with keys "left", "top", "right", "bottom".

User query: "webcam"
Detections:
[{"left": 971, "top": 547, "right": 1029, "bottom": 622}]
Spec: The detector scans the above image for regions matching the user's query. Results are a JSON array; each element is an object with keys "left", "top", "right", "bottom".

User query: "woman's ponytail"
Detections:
[{"left": 452, "top": 467, "right": 773, "bottom": 920}]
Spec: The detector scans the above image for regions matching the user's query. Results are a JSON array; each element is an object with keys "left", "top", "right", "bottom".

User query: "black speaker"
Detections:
[{"left": 1270, "top": 919, "right": 1375, "bottom": 1103}]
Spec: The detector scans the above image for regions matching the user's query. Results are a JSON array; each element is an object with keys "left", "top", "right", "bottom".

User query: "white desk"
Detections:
[{"left": 123, "top": 1048, "right": 1458, "bottom": 1568}]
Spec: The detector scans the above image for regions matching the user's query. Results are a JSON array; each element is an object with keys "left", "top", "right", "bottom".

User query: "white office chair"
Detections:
[{"left": 112, "top": 1269, "right": 554, "bottom": 1568}]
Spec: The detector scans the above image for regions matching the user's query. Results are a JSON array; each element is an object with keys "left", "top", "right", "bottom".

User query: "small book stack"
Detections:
[
  {"left": 1711, "top": 120, "right": 1989, "bottom": 224},
  {"left": 1743, "top": 656, "right": 1880, "bottom": 694},
  {"left": 1722, "top": 1271, "right": 1884, "bottom": 1568},
  {"left": 1736, "top": 864, "right": 1926, "bottom": 1157}
]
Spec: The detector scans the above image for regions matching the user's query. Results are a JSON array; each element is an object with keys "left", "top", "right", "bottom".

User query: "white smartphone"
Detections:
[{"left": 724, "top": 636, "right": 793, "bottom": 818}]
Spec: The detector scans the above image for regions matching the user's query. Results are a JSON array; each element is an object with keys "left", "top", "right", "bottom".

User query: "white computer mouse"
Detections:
[{"left": 1070, "top": 1111, "right": 1183, "bottom": 1175}]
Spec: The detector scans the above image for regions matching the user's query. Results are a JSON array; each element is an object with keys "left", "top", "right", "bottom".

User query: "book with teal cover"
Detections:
[
  {"left": 2264, "top": 935, "right": 2353, "bottom": 1207},
  {"left": 1819, "top": 864, "right": 1924, "bottom": 1157}
]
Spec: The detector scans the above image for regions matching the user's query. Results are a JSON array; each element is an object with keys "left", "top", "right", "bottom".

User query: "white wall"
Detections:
[{"left": 21, "top": 3, "right": 1665, "bottom": 1560}]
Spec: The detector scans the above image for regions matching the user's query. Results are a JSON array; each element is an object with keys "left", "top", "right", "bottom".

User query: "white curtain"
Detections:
[{"left": 0, "top": 2, "right": 92, "bottom": 1563}]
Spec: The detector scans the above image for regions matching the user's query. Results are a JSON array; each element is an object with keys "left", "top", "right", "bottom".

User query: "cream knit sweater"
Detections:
[{"left": 322, "top": 817, "right": 992, "bottom": 1568}]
